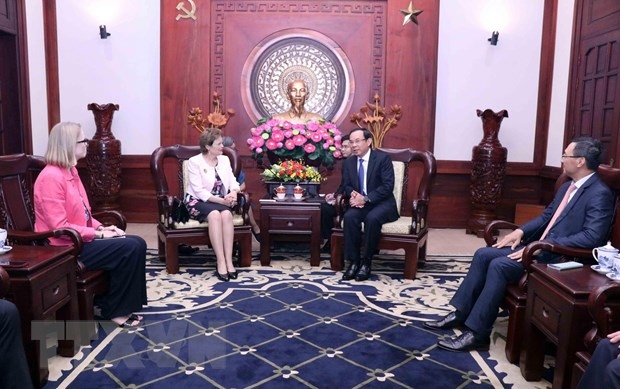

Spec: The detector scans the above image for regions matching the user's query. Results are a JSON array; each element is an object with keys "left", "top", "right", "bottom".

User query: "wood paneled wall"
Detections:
[
  {"left": 160, "top": 0, "right": 439, "bottom": 150},
  {"left": 103, "top": 0, "right": 563, "bottom": 228}
]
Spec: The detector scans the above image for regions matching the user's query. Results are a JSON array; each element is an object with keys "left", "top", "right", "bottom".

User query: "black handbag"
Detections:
[{"left": 170, "top": 196, "right": 190, "bottom": 223}]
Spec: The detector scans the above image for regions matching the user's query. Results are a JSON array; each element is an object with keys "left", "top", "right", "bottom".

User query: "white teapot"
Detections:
[{"left": 592, "top": 241, "right": 618, "bottom": 270}]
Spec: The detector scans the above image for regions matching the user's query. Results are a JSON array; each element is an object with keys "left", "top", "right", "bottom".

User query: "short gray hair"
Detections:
[{"left": 222, "top": 136, "right": 234, "bottom": 148}]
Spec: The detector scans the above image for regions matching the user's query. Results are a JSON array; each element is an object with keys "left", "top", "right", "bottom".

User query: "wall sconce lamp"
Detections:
[
  {"left": 488, "top": 31, "right": 499, "bottom": 46},
  {"left": 99, "top": 25, "right": 111, "bottom": 39}
]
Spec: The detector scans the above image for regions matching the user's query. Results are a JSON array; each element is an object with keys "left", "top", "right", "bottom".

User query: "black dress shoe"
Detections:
[
  {"left": 252, "top": 230, "right": 261, "bottom": 242},
  {"left": 423, "top": 312, "right": 465, "bottom": 330},
  {"left": 354, "top": 264, "right": 371, "bottom": 281},
  {"left": 437, "top": 330, "right": 490, "bottom": 352},
  {"left": 228, "top": 271, "right": 238, "bottom": 279},
  {"left": 342, "top": 261, "right": 360, "bottom": 280},
  {"left": 179, "top": 244, "right": 199, "bottom": 255},
  {"left": 215, "top": 271, "right": 229, "bottom": 282}
]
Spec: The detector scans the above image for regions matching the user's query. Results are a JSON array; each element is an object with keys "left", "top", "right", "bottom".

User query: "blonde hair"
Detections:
[{"left": 45, "top": 122, "right": 82, "bottom": 168}]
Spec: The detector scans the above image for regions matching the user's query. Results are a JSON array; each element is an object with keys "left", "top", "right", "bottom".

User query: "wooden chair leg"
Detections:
[
  {"left": 330, "top": 234, "right": 344, "bottom": 271},
  {"left": 505, "top": 305, "right": 525, "bottom": 364},
  {"left": 418, "top": 240, "right": 427, "bottom": 264},
  {"left": 238, "top": 233, "right": 252, "bottom": 267},
  {"left": 403, "top": 243, "right": 419, "bottom": 280},
  {"left": 165, "top": 241, "right": 180, "bottom": 274}
]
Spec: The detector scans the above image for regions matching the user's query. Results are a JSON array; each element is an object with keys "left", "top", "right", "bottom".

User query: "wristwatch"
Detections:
[{"left": 363, "top": 195, "right": 371, "bottom": 203}]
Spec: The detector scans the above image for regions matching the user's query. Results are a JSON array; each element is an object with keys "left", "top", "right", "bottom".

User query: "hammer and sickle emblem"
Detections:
[{"left": 176, "top": 0, "right": 197, "bottom": 21}]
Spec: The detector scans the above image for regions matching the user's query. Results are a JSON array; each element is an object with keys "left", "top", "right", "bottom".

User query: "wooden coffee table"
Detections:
[
  {"left": 259, "top": 198, "right": 322, "bottom": 266},
  {"left": 520, "top": 262, "right": 611, "bottom": 388},
  {"left": 2, "top": 245, "right": 78, "bottom": 386}
]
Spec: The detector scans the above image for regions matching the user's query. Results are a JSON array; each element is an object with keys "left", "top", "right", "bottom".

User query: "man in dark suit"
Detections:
[
  {"left": 425, "top": 137, "right": 614, "bottom": 352},
  {"left": 0, "top": 273, "right": 34, "bottom": 388},
  {"left": 578, "top": 330, "right": 620, "bottom": 388},
  {"left": 340, "top": 128, "right": 399, "bottom": 281}
]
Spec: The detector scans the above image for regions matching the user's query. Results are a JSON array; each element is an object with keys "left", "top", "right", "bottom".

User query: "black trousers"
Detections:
[
  {"left": 79, "top": 235, "right": 148, "bottom": 319},
  {"left": 320, "top": 202, "right": 336, "bottom": 240},
  {"left": 343, "top": 203, "right": 398, "bottom": 263},
  {"left": 0, "top": 299, "right": 33, "bottom": 389}
]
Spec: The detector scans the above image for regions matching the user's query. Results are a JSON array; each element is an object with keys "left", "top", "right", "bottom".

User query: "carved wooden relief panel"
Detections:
[
  {"left": 161, "top": 0, "right": 438, "bottom": 152},
  {"left": 211, "top": 0, "right": 386, "bottom": 129}
]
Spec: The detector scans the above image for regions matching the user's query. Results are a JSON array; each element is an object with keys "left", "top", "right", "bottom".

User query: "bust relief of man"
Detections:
[{"left": 272, "top": 79, "right": 324, "bottom": 124}]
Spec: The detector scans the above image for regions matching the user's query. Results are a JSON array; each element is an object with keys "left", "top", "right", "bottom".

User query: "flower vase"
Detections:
[
  {"left": 85, "top": 103, "right": 122, "bottom": 214},
  {"left": 466, "top": 109, "right": 509, "bottom": 237}
]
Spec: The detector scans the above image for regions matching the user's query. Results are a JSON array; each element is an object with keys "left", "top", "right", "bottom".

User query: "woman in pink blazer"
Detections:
[
  {"left": 34, "top": 122, "right": 147, "bottom": 328},
  {"left": 185, "top": 128, "right": 241, "bottom": 282}
]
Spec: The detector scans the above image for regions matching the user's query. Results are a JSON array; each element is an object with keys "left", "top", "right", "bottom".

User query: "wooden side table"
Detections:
[
  {"left": 2, "top": 245, "right": 78, "bottom": 387},
  {"left": 259, "top": 199, "right": 322, "bottom": 266},
  {"left": 520, "top": 263, "right": 611, "bottom": 389}
]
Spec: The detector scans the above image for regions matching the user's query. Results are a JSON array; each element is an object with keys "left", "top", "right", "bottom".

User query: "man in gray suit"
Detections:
[{"left": 425, "top": 137, "right": 614, "bottom": 352}]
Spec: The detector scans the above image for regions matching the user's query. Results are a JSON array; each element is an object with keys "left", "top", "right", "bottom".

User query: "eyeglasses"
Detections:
[
  {"left": 561, "top": 154, "right": 583, "bottom": 159},
  {"left": 349, "top": 139, "right": 368, "bottom": 145},
  {"left": 76, "top": 138, "right": 89, "bottom": 144}
]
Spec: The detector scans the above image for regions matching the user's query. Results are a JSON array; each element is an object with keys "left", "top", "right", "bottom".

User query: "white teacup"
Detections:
[
  {"left": 592, "top": 242, "right": 618, "bottom": 270},
  {"left": 613, "top": 254, "right": 620, "bottom": 274},
  {"left": 294, "top": 192, "right": 303, "bottom": 200},
  {"left": 276, "top": 192, "right": 286, "bottom": 200},
  {"left": 0, "top": 228, "right": 6, "bottom": 248}
]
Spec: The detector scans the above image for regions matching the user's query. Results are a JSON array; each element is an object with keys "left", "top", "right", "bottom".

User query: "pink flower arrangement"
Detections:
[{"left": 246, "top": 119, "right": 343, "bottom": 168}]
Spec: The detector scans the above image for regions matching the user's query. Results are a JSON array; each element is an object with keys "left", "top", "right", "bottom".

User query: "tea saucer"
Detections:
[
  {"left": 0, "top": 246, "right": 12, "bottom": 254},
  {"left": 292, "top": 197, "right": 306, "bottom": 202},
  {"left": 273, "top": 196, "right": 288, "bottom": 202},
  {"left": 606, "top": 272, "right": 620, "bottom": 281},
  {"left": 591, "top": 264, "right": 612, "bottom": 274}
]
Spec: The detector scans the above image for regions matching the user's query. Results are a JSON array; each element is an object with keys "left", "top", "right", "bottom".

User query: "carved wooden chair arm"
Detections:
[
  {"left": 521, "top": 241, "right": 592, "bottom": 268},
  {"left": 0, "top": 266, "right": 10, "bottom": 298},
  {"left": 411, "top": 199, "right": 429, "bottom": 234},
  {"left": 8, "top": 228, "right": 84, "bottom": 256},
  {"left": 93, "top": 210, "right": 127, "bottom": 230},
  {"left": 234, "top": 191, "right": 251, "bottom": 225},
  {"left": 155, "top": 195, "right": 175, "bottom": 227},
  {"left": 483, "top": 220, "right": 519, "bottom": 246},
  {"left": 333, "top": 193, "right": 350, "bottom": 228},
  {"left": 582, "top": 283, "right": 620, "bottom": 354}
]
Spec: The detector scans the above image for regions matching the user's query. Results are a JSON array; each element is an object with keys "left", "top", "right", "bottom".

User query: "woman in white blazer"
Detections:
[{"left": 185, "top": 128, "right": 241, "bottom": 281}]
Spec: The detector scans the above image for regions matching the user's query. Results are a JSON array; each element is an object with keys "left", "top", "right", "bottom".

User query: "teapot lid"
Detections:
[{"left": 600, "top": 241, "right": 618, "bottom": 251}]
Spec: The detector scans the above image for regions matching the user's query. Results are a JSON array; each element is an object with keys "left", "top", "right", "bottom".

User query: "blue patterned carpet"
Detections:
[{"left": 44, "top": 250, "right": 552, "bottom": 388}]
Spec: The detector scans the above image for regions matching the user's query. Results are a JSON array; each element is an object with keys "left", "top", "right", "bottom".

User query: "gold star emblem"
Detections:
[{"left": 401, "top": 1, "right": 423, "bottom": 26}]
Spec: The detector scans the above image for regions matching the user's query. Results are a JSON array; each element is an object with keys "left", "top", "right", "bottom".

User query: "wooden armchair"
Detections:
[
  {"left": 150, "top": 145, "right": 252, "bottom": 274},
  {"left": 571, "top": 283, "right": 620, "bottom": 388},
  {"left": 330, "top": 148, "right": 437, "bottom": 279},
  {"left": 0, "top": 266, "right": 9, "bottom": 298},
  {"left": 0, "top": 153, "right": 126, "bottom": 323},
  {"left": 484, "top": 164, "right": 620, "bottom": 364}
]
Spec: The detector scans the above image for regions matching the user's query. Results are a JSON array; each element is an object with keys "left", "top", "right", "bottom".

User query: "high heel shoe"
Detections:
[
  {"left": 215, "top": 271, "right": 229, "bottom": 282},
  {"left": 228, "top": 271, "right": 238, "bottom": 279},
  {"left": 252, "top": 229, "right": 261, "bottom": 242}
]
